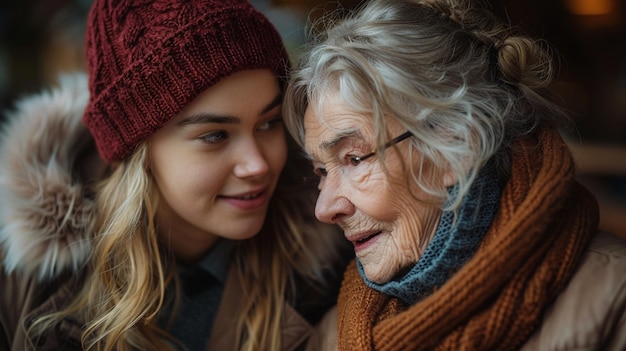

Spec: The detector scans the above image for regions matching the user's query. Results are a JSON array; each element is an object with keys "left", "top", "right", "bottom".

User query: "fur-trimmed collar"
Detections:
[{"left": 0, "top": 73, "right": 99, "bottom": 281}]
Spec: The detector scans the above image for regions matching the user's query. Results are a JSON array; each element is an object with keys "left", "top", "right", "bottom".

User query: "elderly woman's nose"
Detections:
[{"left": 315, "top": 181, "right": 355, "bottom": 223}]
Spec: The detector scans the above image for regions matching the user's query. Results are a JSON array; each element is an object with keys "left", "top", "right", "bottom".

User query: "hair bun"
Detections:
[{"left": 496, "top": 36, "right": 554, "bottom": 89}]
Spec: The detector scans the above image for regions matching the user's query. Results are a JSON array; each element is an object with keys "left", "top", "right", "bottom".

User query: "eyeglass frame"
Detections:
[{"left": 352, "top": 131, "right": 414, "bottom": 163}]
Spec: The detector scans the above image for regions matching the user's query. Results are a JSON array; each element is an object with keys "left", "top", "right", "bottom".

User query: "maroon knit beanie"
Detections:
[{"left": 82, "top": 0, "right": 289, "bottom": 163}]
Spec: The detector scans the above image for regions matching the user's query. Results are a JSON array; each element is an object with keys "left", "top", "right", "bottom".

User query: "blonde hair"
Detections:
[
  {"left": 284, "top": 0, "right": 569, "bottom": 211},
  {"left": 29, "top": 136, "right": 343, "bottom": 350},
  {"left": 29, "top": 144, "right": 172, "bottom": 350}
]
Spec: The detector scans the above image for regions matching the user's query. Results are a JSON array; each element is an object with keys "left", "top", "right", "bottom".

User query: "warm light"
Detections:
[{"left": 565, "top": 0, "right": 614, "bottom": 15}]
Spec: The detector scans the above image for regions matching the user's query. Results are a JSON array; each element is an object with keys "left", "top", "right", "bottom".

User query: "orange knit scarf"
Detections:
[{"left": 337, "top": 128, "right": 599, "bottom": 351}]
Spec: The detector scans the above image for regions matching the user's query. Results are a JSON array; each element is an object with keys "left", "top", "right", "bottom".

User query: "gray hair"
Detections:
[{"left": 284, "top": 0, "right": 568, "bottom": 210}]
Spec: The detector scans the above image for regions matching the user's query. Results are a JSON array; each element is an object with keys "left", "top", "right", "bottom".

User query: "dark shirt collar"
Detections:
[{"left": 192, "top": 238, "right": 236, "bottom": 284}]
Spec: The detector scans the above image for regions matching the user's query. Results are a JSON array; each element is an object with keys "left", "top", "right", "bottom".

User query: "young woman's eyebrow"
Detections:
[
  {"left": 176, "top": 113, "right": 240, "bottom": 126},
  {"left": 175, "top": 94, "right": 282, "bottom": 127},
  {"left": 261, "top": 94, "right": 283, "bottom": 115}
]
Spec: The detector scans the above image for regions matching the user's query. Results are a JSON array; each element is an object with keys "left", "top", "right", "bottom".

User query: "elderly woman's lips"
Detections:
[{"left": 350, "top": 231, "right": 382, "bottom": 251}]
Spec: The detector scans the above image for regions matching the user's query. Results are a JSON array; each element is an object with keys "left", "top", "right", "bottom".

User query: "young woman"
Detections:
[{"left": 0, "top": 1, "right": 349, "bottom": 350}]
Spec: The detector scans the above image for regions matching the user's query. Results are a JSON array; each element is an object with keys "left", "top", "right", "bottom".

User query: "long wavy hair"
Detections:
[
  {"left": 284, "top": 0, "right": 571, "bottom": 212},
  {"left": 29, "top": 132, "right": 343, "bottom": 350}
]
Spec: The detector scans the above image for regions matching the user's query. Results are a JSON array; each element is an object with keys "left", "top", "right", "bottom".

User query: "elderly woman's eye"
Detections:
[{"left": 347, "top": 155, "right": 363, "bottom": 166}]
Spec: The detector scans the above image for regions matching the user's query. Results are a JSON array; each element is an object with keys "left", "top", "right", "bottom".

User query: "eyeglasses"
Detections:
[
  {"left": 351, "top": 131, "right": 413, "bottom": 163},
  {"left": 307, "top": 130, "right": 414, "bottom": 182}
]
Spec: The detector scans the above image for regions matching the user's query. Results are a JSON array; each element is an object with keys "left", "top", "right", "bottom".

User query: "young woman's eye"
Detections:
[
  {"left": 258, "top": 117, "right": 283, "bottom": 132},
  {"left": 199, "top": 130, "right": 228, "bottom": 144}
]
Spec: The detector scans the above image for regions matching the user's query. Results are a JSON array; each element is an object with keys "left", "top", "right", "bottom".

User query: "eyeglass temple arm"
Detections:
[{"left": 359, "top": 131, "right": 413, "bottom": 161}]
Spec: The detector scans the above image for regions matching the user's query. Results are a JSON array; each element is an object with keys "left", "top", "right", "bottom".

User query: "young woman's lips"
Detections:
[
  {"left": 349, "top": 231, "right": 382, "bottom": 252},
  {"left": 220, "top": 188, "right": 269, "bottom": 211}
]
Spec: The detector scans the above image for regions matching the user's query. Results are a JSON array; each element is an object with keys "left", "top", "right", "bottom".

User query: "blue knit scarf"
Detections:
[{"left": 357, "top": 161, "right": 502, "bottom": 305}]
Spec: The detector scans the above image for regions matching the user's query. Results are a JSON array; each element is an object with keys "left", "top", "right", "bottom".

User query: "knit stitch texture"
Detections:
[{"left": 82, "top": 0, "right": 289, "bottom": 162}]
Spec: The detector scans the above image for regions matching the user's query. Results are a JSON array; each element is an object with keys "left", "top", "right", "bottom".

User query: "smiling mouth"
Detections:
[
  {"left": 219, "top": 189, "right": 269, "bottom": 211},
  {"left": 355, "top": 231, "right": 381, "bottom": 243},
  {"left": 233, "top": 193, "right": 262, "bottom": 200},
  {"left": 350, "top": 231, "right": 383, "bottom": 251},
  {"left": 221, "top": 190, "right": 264, "bottom": 200}
]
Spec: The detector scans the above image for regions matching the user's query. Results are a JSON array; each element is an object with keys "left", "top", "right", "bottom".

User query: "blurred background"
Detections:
[{"left": 0, "top": 0, "right": 624, "bottom": 237}]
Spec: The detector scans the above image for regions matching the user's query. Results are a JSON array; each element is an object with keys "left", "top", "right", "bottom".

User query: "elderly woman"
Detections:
[{"left": 285, "top": 0, "right": 626, "bottom": 350}]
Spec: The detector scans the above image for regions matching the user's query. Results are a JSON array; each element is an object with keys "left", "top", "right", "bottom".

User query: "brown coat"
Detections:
[{"left": 0, "top": 265, "right": 318, "bottom": 351}]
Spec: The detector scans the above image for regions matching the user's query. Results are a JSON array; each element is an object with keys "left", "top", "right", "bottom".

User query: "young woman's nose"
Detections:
[
  {"left": 233, "top": 140, "right": 270, "bottom": 178},
  {"left": 314, "top": 175, "right": 355, "bottom": 224}
]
